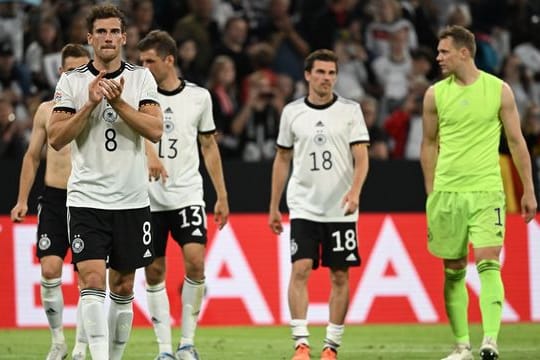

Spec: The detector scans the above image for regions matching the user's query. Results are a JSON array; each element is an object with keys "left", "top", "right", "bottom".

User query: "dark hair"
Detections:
[
  {"left": 304, "top": 49, "right": 339, "bottom": 72},
  {"left": 438, "top": 25, "right": 476, "bottom": 57},
  {"left": 137, "top": 30, "right": 177, "bottom": 62},
  {"left": 61, "top": 43, "right": 91, "bottom": 66},
  {"left": 86, "top": 3, "right": 127, "bottom": 33}
]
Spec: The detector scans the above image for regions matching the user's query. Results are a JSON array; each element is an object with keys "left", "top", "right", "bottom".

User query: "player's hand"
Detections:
[
  {"left": 100, "top": 76, "right": 124, "bottom": 103},
  {"left": 88, "top": 70, "right": 106, "bottom": 104},
  {"left": 269, "top": 210, "right": 283, "bottom": 234},
  {"left": 147, "top": 156, "right": 168, "bottom": 183},
  {"left": 214, "top": 198, "right": 229, "bottom": 230},
  {"left": 521, "top": 192, "right": 537, "bottom": 223},
  {"left": 342, "top": 192, "right": 359, "bottom": 216},
  {"left": 10, "top": 203, "right": 28, "bottom": 223}
]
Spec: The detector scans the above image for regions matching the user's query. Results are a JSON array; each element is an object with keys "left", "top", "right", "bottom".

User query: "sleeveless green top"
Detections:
[{"left": 433, "top": 71, "right": 503, "bottom": 191}]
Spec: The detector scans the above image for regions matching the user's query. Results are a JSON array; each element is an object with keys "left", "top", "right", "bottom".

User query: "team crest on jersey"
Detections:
[
  {"left": 164, "top": 120, "right": 174, "bottom": 133},
  {"left": 314, "top": 132, "right": 327, "bottom": 145},
  {"left": 38, "top": 234, "right": 51, "bottom": 250},
  {"left": 102, "top": 106, "right": 118, "bottom": 123},
  {"left": 71, "top": 234, "right": 85, "bottom": 254},
  {"left": 290, "top": 238, "right": 298, "bottom": 255}
]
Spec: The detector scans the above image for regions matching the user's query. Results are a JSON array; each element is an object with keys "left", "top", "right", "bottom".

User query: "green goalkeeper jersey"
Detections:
[{"left": 433, "top": 71, "right": 504, "bottom": 192}]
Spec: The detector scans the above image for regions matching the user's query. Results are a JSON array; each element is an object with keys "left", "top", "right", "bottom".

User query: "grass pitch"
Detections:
[{"left": 1, "top": 323, "right": 539, "bottom": 359}]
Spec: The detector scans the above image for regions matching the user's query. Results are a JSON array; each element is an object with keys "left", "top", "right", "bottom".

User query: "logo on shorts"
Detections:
[
  {"left": 346, "top": 253, "right": 357, "bottom": 262},
  {"left": 71, "top": 234, "right": 85, "bottom": 254},
  {"left": 290, "top": 238, "right": 298, "bottom": 255},
  {"left": 38, "top": 234, "right": 51, "bottom": 250},
  {"left": 102, "top": 106, "right": 118, "bottom": 123}
]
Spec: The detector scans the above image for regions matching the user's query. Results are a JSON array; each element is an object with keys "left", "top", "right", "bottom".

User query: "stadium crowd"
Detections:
[{"left": 0, "top": 0, "right": 540, "bottom": 164}]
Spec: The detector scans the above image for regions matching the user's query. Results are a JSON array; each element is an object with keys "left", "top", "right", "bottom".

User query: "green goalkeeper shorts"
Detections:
[{"left": 426, "top": 191, "right": 506, "bottom": 259}]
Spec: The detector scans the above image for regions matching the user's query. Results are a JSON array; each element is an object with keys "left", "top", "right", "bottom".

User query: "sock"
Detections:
[
  {"left": 324, "top": 322, "right": 344, "bottom": 351},
  {"left": 41, "top": 277, "right": 65, "bottom": 344},
  {"left": 477, "top": 260, "right": 504, "bottom": 342},
  {"left": 146, "top": 281, "right": 172, "bottom": 354},
  {"left": 80, "top": 289, "right": 108, "bottom": 360},
  {"left": 444, "top": 268, "right": 470, "bottom": 345},
  {"left": 179, "top": 277, "right": 205, "bottom": 347},
  {"left": 72, "top": 297, "right": 87, "bottom": 357},
  {"left": 108, "top": 292, "right": 134, "bottom": 360},
  {"left": 290, "top": 319, "right": 310, "bottom": 348}
]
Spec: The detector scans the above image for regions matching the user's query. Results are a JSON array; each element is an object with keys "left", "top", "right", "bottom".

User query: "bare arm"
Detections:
[
  {"left": 145, "top": 140, "right": 168, "bottom": 183},
  {"left": 420, "top": 86, "right": 439, "bottom": 195},
  {"left": 11, "top": 102, "right": 49, "bottom": 222},
  {"left": 199, "top": 133, "right": 229, "bottom": 229},
  {"left": 101, "top": 77, "right": 163, "bottom": 142},
  {"left": 269, "top": 147, "right": 293, "bottom": 234},
  {"left": 500, "top": 82, "right": 537, "bottom": 222},
  {"left": 342, "top": 143, "right": 369, "bottom": 215}
]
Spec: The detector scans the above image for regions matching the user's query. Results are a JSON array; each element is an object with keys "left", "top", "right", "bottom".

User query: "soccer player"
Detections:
[
  {"left": 48, "top": 4, "right": 163, "bottom": 360},
  {"left": 421, "top": 25, "right": 537, "bottom": 360},
  {"left": 138, "top": 30, "right": 229, "bottom": 360},
  {"left": 11, "top": 43, "right": 91, "bottom": 360},
  {"left": 269, "top": 49, "right": 369, "bottom": 360}
]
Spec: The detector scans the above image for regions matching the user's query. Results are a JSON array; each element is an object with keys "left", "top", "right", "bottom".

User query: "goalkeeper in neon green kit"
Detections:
[{"left": 421, "top": 25, "right": 537, "bottom": 360}]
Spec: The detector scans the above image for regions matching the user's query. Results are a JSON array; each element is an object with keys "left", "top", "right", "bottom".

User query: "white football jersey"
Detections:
[
  {"left": 54, "top": 61, "right": 160, "bottom": 209},
  {"left": 148, "top": 80, "right": 216, "bottom": 211},
  {"left": 277, "top": 95, "right": 370, "bottom": 222}
]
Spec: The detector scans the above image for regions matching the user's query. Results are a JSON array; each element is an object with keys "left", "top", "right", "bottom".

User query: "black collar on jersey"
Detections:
[
  {"left": 87, "top": 60, "right": 126, "bottom": 79},
  {"left": 158, "top": 78, "right": 185, "bottom": 96},
  {"left": 304, "top": 93, "right": 338, "bottom": 109}
]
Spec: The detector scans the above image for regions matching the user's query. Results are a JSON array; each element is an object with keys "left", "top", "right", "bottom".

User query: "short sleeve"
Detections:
[
  {"left": 53, "top": 73, "right": 75, "bottom": 112},
  {"left": 198, "top": 89, "right": 216, "bottom": 134},
  {"left": 349, "top": 103, "right": 370, "bottom": 144},
  {"left": 139, "top": 68, "right": 160, "bottom": 107},
  {"left": 276, "top": 105, "right": 293, "bottom": 148}
]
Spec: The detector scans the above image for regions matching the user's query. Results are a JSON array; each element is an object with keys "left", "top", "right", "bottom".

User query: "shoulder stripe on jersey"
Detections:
[
  {"left": 53, "top": 106, "right": 76, "bottom": 114},
  {"left": 139, "top": 99, "right": 160, "bottom": 107},
  {"left": 199, "top": 129, "right": 216, "bottom": 135},
  {"left": 277, "top": 143, "right": 293, "bottom": 150},
  {"left": 65, "top": 65, "right": 89, "bottom": 76},
  {"left": 350, "top": 140, "right": 370, "bottom": 146},
  {"left": 124, "top": 62, "right": 144, "bottom": 71}
]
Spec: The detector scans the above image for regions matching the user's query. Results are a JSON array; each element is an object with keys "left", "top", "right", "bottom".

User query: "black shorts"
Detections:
[
  {"left": 152, "top": 205, "right": 207, "bottom": 257},
  {"left": 36, "top": 186, "right": 69, "bottom": 259},
  {"left": 290, "top": 219, "right": 361, "bottom": 269},
  {"left": 67, "top": 206, "right": 154, "bottom": 271}
]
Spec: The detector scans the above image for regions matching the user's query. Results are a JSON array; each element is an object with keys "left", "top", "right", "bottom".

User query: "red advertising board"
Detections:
[{"left": 0, "top": 214, "right": 539, "bottom": 328}]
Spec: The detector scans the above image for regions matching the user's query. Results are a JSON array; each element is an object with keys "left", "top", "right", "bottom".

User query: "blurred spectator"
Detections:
[
  {"left": 372, "top": 28, "right": 412, "bottom": 118},
  {"left": 232, "top": 71, "right": 284, "bottom": 162},
  {"left": 444, "top": 2, "right": 472, "bottom": 28},
  {"left": 173, "top": 0, "right": 220, "bottom": 76},
  {"left": 364, "top": 0, "right": 418, "bottom": 58},
  {"left": 242, "top": 42, "right": 278, "bottom": 102},
  {"left": 24, "top": 16, "right": 64, "bottom": 94},
  {"left": 0, "top": 39, "right": 34, "bottom": 131},
  {"left": 360, "top": 95, "right": 389, "bottom": 160},
  {"left": 207, "top": 55, "right": 242, "bottom": 158},
  {"left": 214, "top": 16, "right": 252, "bottom": 88},
  {"left": 499, "top": 54, "right": 538, "bottom": 118},
  {"left": 383, "top": 78, "right": 428, "bottom": 159},
  {"left": 131, "top": 0, "right": 157, "bottom": 38},
  {"left": 523, "top": 103, "right": 540, "bottom": 158},
  {"left": 254, "top": 0, "right": 310, "bottom": 82},
  {"left": 333, "top": 34, "right": 369, "bottom": 101},
  {"left": 410, "top": 46, "right": 435, "bottom": 83},
  {"left": 0, "top": 98, "right": 26, "bottom": 160},
  {"left": 401, "top": 0, "right": 439, "bottom": 50},
  {"left": 0, "top": 1, "right": 25, "bottom": 62},
  {"left": 177, "top": 37, "right": 205, "bottom": 86},
  {"left": 66, "top": 11, "right": 90, "bottom": 45},
  {"left": 124, "top": 23, "right": 141, "bottom": 64}
]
